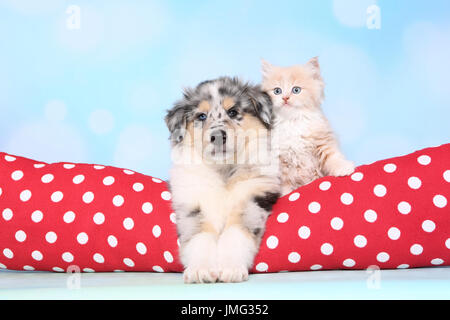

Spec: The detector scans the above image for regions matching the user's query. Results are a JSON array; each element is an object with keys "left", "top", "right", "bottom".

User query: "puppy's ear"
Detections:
[
  {"left": 165, "top": 101, "right": 190, "bottom": 144},
  {"left": 246, "top": 86, "right": 274, "bottom": 128}
]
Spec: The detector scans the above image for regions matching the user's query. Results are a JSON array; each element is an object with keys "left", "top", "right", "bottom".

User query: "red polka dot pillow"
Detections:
[{"left": 0, "top": 144, "right": 449, "bottom": 273}]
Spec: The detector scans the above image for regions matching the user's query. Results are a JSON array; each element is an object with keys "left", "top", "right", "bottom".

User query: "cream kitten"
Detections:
[{"left": 262, "top": 57, "right": 355, "bottom": 196}]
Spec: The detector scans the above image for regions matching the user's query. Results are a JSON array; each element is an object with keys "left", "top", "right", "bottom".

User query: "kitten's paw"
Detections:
[
  {"left": 218, "top": 266, "right": 249, "bottom": 283},
  {"left": 183, "top": 266, "right": 219, "bottom": 284},
  {"left": 328, "top": 159, "right": 355, "bottom": 177}
]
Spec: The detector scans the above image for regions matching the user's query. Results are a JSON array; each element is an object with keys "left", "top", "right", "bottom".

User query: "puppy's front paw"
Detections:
[
  {"left": 327, "top": 159, "right": 355, "bottom": 177},
  {"left": 183, "top": 267, "right": 219, "bottom": 284},
  {"left": 218, "top": 266, "right": 249, "bottom": 283}
]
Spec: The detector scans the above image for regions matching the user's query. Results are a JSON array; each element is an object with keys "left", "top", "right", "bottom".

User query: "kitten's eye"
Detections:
[
  {"left": 197, "top": 113, "right": 207, "bottom": 121},
  {"left": 292, "top": 86, "right": 302, "bottom": 94},
  {"left": 227, "top": 108, "right": 238, "bottom": 118},
  {"left": 273, "top": 87, "right": 282, "bottom": 95}
]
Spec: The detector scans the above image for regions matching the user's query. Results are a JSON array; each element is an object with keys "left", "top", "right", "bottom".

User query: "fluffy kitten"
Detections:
[{"left": 261, "top": 57, "right": 355, "bottom": 196}]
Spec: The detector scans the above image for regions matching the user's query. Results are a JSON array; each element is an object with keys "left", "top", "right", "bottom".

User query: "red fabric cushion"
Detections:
[{"left": 0, "top": 144, "right": 449, "bottom": 273}]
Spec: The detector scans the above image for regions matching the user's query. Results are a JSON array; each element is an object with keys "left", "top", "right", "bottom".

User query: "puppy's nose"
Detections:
[{"left": 210, "top": 130, "right": 227, "bottom": 145}]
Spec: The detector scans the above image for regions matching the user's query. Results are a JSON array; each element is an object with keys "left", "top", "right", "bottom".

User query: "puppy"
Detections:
[{"left": 165, "top": 77, "right": 280, "bottom": 283}]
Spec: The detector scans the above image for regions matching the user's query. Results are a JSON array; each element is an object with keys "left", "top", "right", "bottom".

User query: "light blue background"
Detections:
[{"left": 1, "top": 0, "right": 449, "bottom": 180}]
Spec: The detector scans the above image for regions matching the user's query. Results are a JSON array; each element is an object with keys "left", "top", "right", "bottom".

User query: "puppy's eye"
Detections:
[
  {"left": 197, "top": 113, "right": 207, "bottom": 121},
  {"left": 273, "top": 87, "right": 282, "bottom": 95},
  {"left": 292, "top": 86, "right": 302, "bottom": 94},
  {"left": 227, "top": 108, "right": 238, "bottom": 118}
]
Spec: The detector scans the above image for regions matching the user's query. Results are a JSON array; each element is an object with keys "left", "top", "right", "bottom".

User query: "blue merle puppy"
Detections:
[{"left": 165, "top": 77, "right": 280, "bottom": 283}]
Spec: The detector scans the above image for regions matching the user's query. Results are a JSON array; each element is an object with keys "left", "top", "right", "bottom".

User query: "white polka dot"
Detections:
[
  {"left": 383, "top": 163, "right": 397, "bottom": 173},
  {"left": 397, "top": 201, "right": 411, "bottom": 215},
  {"left": 408, "top": 177, "right": 422, "bottom": 189},
  {"left": 83, "top": 268, "right": 95, "bottom": 273},
  {"left": 31, "top": 250, "right": 43, "bottom": 261},
  {"left": 3, "top": 248, "right": 13, "bottom": 259},
  {"left": 123, "top": 218, "right": 134, "bottom": 230},
  {"left": 93, "top": 212, "right": 105, "bottom": 225},
  {"left": 20, "top": 190, "right": 32, "bottom": 202},
  {"left": 288, "top": 192, "right": 300, "bottom": 201},
  {"left": 93, "top": 253, "right": 104, "bottom": 263},
  {"left": 266, "top": 235, "right": 279, "bottom": 249},
  {"left": 277, "top": 212, "right": 289, "bottom": 223},
  {"left": 51, "top": 191, "right": 64, "bottom": 203},
  {"left": 388, "top": 227, "right": 401, "bottom": 240},
  {"left": 52, "top": 267, "right": 64, "bottom": 272},
  {"left": 123, "top": 169, "right": 135, "bottom": 175},
  {"left": 93, "top": 165, "right": 105, "bottom": 170},
  {"left": 397, "top": 264, "right": 409, "bottom": 269},
  {"left": 103, "top": 176, "right": 115, "bottom": 186},
  {"left": 62, "top": 252, "right": 74, "bottom": 262},
  {"left": 410, "top": 244, "right": 423, "bottom": 255},
  {"left": 373, "top": 184, "right": 387, "bottom": 197},
  {"left": 376, "top": 252, "right": 390, "bottom": 263},
  {"left": 319, "top": 181, "right": 331, "bottom": 191},
  {"left": 417, "top": 155, "right": 431, "bottom": 165},
  {"left": 308, "top": 202, "right": 321, "bottom": 214},
  {"left": 0, "top": 187, "right": 2, "bottom": 197},
  {"left": 34, "top": 163, "right": 45, "bottom": 168},
  {"left": 433, "top": 195, "right": 447, "bottom": 208},
  {"left": 164, "top": 251, "right": 174, "bottom": 263},
  {"left": 255, "top": 262, "right": 268, "bottom": 272},
  {"left": 422, "top": 220, "right": 436, "bottom": 233},
  {"left": 152, "top": 178, "right": 163, "bottom": 183},
  {"left": 446, "top": 238, "right": 450, "bottom": 249},
  {"left": 136, "top": 242, "right": 147, "bottom": 255},
  {"left": 343, "top": 259, "right": 356, "bottom": 267},
  {"left": 330, "top": 217, "right": 344, "bottom": 230},
  {"left": 73, "top": 175, "right": 85, "bottom": 184},
  {"left": 11, "top": 170, "right": 24, "bottom": 181},
  {"left": 170, "top": 213, "right": 176, "bottom": 223},
  {"left": 354, "top": 235, "right": 367, "bottom": 248},
  {"left": 320, "top": 243, "right": 333, "bottom": 255},
  {"left": 288, "top": 252, "right": 301, "bottom": 263},
  {"left": 364, "top": 209, "right": 377, "bottom": 223},
  {"left": 63, "top": 164, "right": 75, "bottom": 169},
  {"left": 310, "top": 264, "right": 322, "bottom": 270},
  {"left": 142, "top": 202, "right": 153, "bottom": 214},
  {"left": 340, "top": 193, "right": 353, "bottom": 205},
  {"left": 161, "top": 191, "right": 172, "bottom": 201},
  {"left": 431, "top": 258, "right": 444, "bottom": 265},
  {"left": 63, "top": 211, "right": 75, "bottom": 223},
  {"left": 107, "top": 235, "right": 118, "bottom": 247},
  {"left": 45, "top": 231, "right": 57, "bottom": 243},
  {"left": 23, "top": 265, "right": 35, "bottom": 271},
  {"left": 113, "top": 195, "right": 124, "bottom": 207},
  {"left": 152, "top": 225, "right": 161, "bottom": 238},
  {"left": 123, "top": 258, "right": 135, "bottom": 267},
  {"left": 298, "top": 226, "right": 311, "bottom": 239},
  {"left": 153, "top": 266, "right": 164, "bottom": 272},
  {"left": 77, "top": 232, "right": 89, "bottom": 245},
  {"left": 82, "top": 191, "right": 94, "bottom": 203},
  {"left": 4, "top": 155, "right": 16, "bottom": 162},
  {"left": 15, "top": 230, "right": 27, "bottom": 242},
  {"left": 351, "top": 172, "right": 363, "bottom": 181},
  {"left": 2, "top": 208, "right": 13, "bottom": 221},
  {"left": 444, "top": 170, "right": 450, "bottom": 183},
  {"left": 133, "top": 183, "right": 144, "bottom": 192},
  {"left": 0, "top": 263, "right": 6, "bottom": 269},
  {"left": 41, "top": 173, "right": 54, "bottom": 183}
]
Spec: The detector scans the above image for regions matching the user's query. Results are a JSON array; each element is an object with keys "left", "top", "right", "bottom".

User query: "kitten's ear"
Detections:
[
  {"left": 306, "top": 56, "right": 322, "bottom": 80},
  {"left": 261, "top": 59, "right": 274, "bottom": 78}
]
